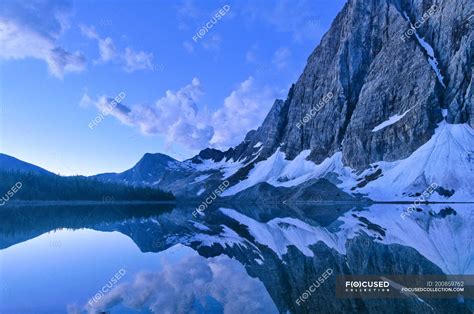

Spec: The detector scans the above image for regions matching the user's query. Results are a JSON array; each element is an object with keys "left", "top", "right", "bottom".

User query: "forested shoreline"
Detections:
[{"left": 0, "top": 170, "right": 174, "bottom": 202}]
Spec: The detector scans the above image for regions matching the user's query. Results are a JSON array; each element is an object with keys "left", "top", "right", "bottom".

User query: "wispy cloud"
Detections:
[
  {"left": 176, "top": 0, "right": 205, "bottom": 30},
  {"left": 201, "top": 34, "right": 221, "bottom": 51},
  {"left": 123, "top": 47, "right": 154, "bottom": 72},
  {"left": 0, "top": 0, "right": 85, "bottom": 78},
  {"left": 272, "top": 46, "right": 291, "bottom": 70},
  {"left": 83, "top": 78, "right": 212, "bottom": 150},
  {"left": 245, "top": 46, "right": 258, "bottom": 63},
  {"left": 80, "top": 25, "right": 116, "bottom": 63},
  {"left": 182, "top": 40, "right": 195, "bottom": 53},
  {"left": 210, "top": 76, "right": 281, "bottom": 148},
  {"left": 82, "top": 76, "right": 281, "bottom": 151},
  {"left": 80, "top": 25, "right": 154, "bottom": 72},
  {"left": 79, "top": 92, "right": 93, "bottom": 108},
  {"left": 182, "top": 33, "right": 222, "bottom": 54},
  {"left": 243, "top": 0, "right": 325, "bottom": 43}
]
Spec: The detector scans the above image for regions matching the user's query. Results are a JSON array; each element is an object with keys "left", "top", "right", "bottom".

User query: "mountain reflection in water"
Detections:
[{"left": 0, "top": 202, "right": 472, "bottom": 313}]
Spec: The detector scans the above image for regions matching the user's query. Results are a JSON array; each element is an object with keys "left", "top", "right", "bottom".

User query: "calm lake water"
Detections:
[{"left": 0, "top": 203, "right": 472, "bottom": 313}]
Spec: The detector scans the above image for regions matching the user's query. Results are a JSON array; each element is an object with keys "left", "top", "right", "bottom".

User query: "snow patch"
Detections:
[
  {"left": 372, "top": 108, "right": 412, "bottom": 132},
  {"left": 414, "top": 33, "right": 446, "bottom": 88},
  {"left": 187, "top": 158, "right": 242, "bottom": 180},
  {"left": 188, "top": 220, "right": 211, "bottom": 231},
  {"left": 222, "top": 149, "right": 355, "bottom": 196},
  {"left": 192, "top": 174, "right": 211, "bottom": 184}
]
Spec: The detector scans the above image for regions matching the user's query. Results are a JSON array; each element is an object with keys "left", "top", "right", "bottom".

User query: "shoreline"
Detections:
[
  {"left": 0, "top": 200, "right": 176, "bottom": 207},
  {"left": 1, "top": 199, "right": 472, "bottom": 207}
]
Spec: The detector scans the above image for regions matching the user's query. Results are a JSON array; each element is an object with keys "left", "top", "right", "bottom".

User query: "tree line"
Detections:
[{"left": 0, "top": 170, "right": 174, "bottom": 201}]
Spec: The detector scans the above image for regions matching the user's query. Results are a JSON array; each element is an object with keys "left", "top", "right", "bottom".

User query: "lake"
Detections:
[{"left": 0, "top": 202, "right": 472, "bottom": 313}]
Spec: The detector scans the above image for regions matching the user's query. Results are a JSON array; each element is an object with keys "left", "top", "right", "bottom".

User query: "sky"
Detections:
[{"left": 0, "top": 0, "right": 346, "bottom": 176}]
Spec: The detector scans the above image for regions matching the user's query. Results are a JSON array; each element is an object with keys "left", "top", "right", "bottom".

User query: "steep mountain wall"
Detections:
[{"left": 229, "top": 0, "right": 472, "bottom": 170}]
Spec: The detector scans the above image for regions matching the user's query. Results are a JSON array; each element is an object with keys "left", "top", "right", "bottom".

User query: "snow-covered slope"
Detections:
[
  {"left": 222, "top": 122, "right": 474, "bottom": 202},
  {"left": 183, "top": 157, "right": 242, "bottom": 180},
  {"left": 220, "top": 204, "right": 473, "bottom": 274},
  {"left": 222, "top": 150, "right": 354, "bottom": 197},
  {"left": 358, "top": 122, "right": 474, "bottom": 201}
]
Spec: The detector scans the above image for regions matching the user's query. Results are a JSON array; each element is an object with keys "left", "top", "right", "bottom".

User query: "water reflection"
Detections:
[{"left": 0, "top": 203, "right": 472, "bottom": 313}]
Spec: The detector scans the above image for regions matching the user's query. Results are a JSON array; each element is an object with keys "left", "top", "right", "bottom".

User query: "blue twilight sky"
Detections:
[{"left": 0, "top": 0, "right": 346, "bottom": 176}]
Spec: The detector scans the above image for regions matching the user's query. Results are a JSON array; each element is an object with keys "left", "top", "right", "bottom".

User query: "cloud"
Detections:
[
  {"left": 210, "top": 77, "right": 280, "bottom": 148},
  {"left": 0, "top": 0, "right": 85, "bottom": 78},
  {"left": 85, "top": 78, "right": 213, "bottom": 150},
  {"left": 246, "top": 49, "right": 257, "bottom": 63},
  {"left": 182, "top": 41, "right": 194, "bottom": 53},
  {"left": 272, "top": 47, "right": 291, "bottom": 70},
  {"left": 99, "top": 38, "right": 116, "bottom": 62},
  {"left": 79, "top": 92, "right": 94, "bottom": 108},
  {"left": 83, "top": 77, "right": 280, "bottom": 151},
  {"left": 80, "top": 25, "right": 153, "bottom": 72},
  {"left": 80, "top": 25, "right": 116, "bottom": 63},
  {"left": 176, "top": 0, "right": 204, "bottom": 30},
  {"left": 123, "top": 47, "right": 154, "bottom": 72},
  {"left": 182, "top": 34, "right": 222, "bottom": 54},
  {"left": 201, "top": 34, "right": 222, "bottom": 51},
  {"left": 244, "top": 0, "right": 326, "bottom": 43},
  {"left": 74, "top": 254, "right": 277, "bottom": 314},
  {"left": 177, "top": 1, "right": 231, "bottom": 54}
]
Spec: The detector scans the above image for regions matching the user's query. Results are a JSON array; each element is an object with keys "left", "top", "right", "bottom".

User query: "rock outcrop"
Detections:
[{"left": 227, "top": 0, "right": 472, "bottom": 170}]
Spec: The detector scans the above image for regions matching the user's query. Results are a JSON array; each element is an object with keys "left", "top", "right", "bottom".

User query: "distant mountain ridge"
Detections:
[
  {"left": 0, "top": 153, "right": 53, "bottom": 175},
  {"left": 93, "top": 153, "right": 188, "bottom": 185},
  {"left": 0, "top": 153, "right": 174, "bottom": 202}
]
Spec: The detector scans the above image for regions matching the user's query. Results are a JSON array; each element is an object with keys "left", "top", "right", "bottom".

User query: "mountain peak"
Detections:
[
  {"left": 190, "top": 148, "right": 226, "bottom": 164},
  {"left": 0, "top": 153, "right": 53, "bottom": 175},
  {"left": 138, "top": 153, "right": 177, "bottom": 165}
]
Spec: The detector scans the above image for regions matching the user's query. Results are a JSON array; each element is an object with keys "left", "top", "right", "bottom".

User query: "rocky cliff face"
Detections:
[{"left": 227, "top": 0, "right": 472, "bottom": 170}]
